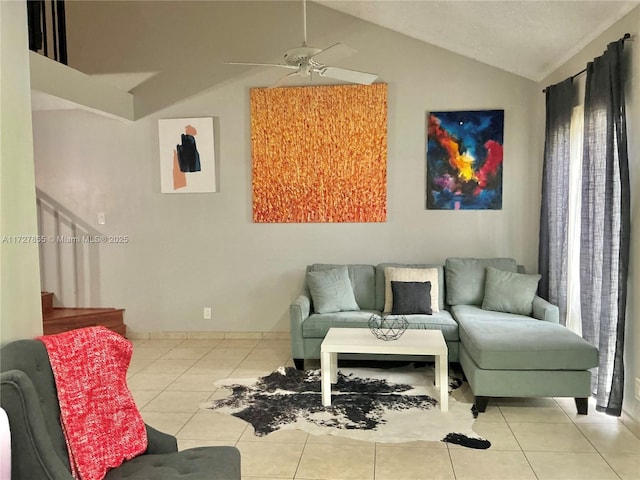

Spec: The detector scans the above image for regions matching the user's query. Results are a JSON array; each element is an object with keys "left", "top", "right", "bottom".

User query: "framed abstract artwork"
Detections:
[
  {"left": 251, "top": 83, "right": 387, "bottom": 223},
  {"left": 158, "top": 117, "right": 216, "bottom": 193},
  {"left": 426, "top": 110, "right": 504, "bottom": 210}
]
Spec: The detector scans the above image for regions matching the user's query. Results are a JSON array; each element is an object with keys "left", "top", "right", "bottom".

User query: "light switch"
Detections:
[{"left": 98, "top": 212, "right": 106, "bottom": 225}]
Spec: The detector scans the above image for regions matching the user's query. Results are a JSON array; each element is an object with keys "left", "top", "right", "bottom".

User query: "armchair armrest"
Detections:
[
  {"left": 532, "top": 295, "right": 560, "bottom": 323},
  {"left": 144, "top": 424, "right": 178, "bottom": 454},
  {"left": 290, "top": 293, "right": 311, "bottom": 359}
]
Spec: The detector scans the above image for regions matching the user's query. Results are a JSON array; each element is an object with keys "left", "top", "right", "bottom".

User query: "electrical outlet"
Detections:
[
  {"left": 203, "top": 307, "right": 212, "bottom": 320},
  {"left": 635, "top": 378, "right": 640, "bottom": 401}
]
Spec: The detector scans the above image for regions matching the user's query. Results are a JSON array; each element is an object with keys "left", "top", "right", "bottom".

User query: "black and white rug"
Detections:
[{"left": 203, "top": 364, "right": 490, "bottom": 449}]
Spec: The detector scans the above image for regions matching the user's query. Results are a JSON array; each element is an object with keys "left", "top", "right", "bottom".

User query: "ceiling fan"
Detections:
[{"left": 227, "top": 0, "right": 378, "bottom": 87}]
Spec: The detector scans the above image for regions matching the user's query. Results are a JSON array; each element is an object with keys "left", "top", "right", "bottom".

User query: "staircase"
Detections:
[
  {"left": 37, "top": 188, "right": 103, "bottom": 309},
  {"left": 42, "top": 292, "right": 126, "bottom": 337},
  {"left": 37, "top": 191, "right": 126, "bottom": 337}
]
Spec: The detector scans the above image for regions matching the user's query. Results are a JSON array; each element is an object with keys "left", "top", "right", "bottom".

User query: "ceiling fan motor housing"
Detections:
[{"left": 284, "top": 46, "right": 323, "bottom": 66}]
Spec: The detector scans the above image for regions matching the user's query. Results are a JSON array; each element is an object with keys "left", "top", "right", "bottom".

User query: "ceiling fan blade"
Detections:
[
  {"left": 318, "top": 67, "right": 378, "bottom": 85},
  {"left": 310, "top": 43, "right": 357, "bottom": 65},
  {"left": 226, "top": 62, "right": 298, "bottom": 70},
  {"left": 268, "top": 71, "right": 301, "bottom": 88}
]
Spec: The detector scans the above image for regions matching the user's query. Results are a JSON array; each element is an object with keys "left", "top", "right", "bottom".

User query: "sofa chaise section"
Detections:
[
  {"left": 445, "top": 257, "right": 599, "bottom": 414},
  {"left": 455, "top": 305, "right": 598, "bottom": 413}
]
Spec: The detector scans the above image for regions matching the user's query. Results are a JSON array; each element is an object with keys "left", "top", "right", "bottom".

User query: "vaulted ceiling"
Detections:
[
  {"left": 317, "top": 1, "right": 639, "bottom": 81},
  {"left": 31, "top": 1, "right": 639, "bottom": 118}
]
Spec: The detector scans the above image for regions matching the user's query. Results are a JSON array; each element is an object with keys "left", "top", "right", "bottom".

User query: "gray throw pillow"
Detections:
[
  {"left": 307, "top": 266, "right": 360, "bottom": 314},
  {"left": 482, "top": 267, "right": 541, "bottom": 316},
  {"left": 391, "top": 281, "right": 432, "bottom": 315}
]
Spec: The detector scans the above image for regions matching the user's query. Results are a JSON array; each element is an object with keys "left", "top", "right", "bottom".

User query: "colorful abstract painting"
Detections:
[
  {"left": 427, "top": 110, "right": 504, "bottom": 210},
  {"left": 158, "top": 117, "right": 216, "bottom": 193},
  {"left": 251, "top": 84, "right": 387, "bottom": 223}
]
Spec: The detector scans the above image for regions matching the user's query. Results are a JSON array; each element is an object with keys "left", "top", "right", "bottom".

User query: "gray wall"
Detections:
[{"left": 32, "top": 1, "right": 539, "bottom": 335}]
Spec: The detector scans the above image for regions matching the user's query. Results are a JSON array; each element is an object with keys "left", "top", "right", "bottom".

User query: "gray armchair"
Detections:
[{"left": 0, "top": 339, "right": 241, "bottom": 479}]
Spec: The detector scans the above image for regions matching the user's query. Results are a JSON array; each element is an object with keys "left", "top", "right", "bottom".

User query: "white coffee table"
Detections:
[{"left": 320, "top": 327, "right": 448, "bottom": 411}]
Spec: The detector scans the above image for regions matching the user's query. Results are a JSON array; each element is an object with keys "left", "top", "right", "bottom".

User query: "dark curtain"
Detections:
[
  {"left": 538, "top": 78, "right": 575, "bottom": 325},
  {"left": 580, "top": 39, "right": 630, "bottom": 416}
]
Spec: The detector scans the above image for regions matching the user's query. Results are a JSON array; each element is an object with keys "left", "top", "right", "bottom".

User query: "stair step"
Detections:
[
  {"left": 43, "top": 307, "right": 126, "bottom": 337},
  {"left": 41, "top": 292, "right": 54, "bottom": 314},
  {"left": 43, "top": 307, "right": 122, "bottom": 322}
]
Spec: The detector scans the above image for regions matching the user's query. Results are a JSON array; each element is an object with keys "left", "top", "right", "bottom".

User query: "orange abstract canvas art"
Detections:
[{"left": 251, "top": 84, "right": 387, "bottom": 223}]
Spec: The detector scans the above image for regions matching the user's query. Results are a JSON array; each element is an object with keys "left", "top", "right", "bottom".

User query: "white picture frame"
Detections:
[{"left": 158, "top": 117, "right": 216, "bottom": 193}]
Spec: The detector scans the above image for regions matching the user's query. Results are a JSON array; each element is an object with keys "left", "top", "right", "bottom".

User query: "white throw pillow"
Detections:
[{"left": 384, "top": 267, "right": 440, "bottom": 313}]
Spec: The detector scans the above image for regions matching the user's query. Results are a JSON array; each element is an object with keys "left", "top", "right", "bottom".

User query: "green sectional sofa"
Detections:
[{"left": 290, "top": 258, "right": 599, "bottom": 414}]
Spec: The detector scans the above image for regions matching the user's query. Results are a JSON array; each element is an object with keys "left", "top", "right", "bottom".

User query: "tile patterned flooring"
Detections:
[{"left": 128, "top": 338, "right": 640, "bottom": 480}]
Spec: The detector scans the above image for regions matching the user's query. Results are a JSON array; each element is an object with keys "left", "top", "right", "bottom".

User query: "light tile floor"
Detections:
[{"left": 128, "top": 338, "right": 640, "bottom": 480}]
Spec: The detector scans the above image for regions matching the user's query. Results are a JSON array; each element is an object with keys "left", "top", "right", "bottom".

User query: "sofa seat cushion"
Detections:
[
  {"left": 302, "top": 310, "right": 459, "bottom": 341},
  {"left": 452, "top": 305, "right": 598, "bottom": 371},
  {"left": 405, "top": 312, "right": 459, "bottom": 341},
  {"left": 105, "top": 447, "right": 241, "bottom": 479}
]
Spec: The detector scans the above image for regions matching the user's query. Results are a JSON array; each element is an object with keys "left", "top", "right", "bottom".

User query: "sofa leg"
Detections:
[
  {"left": 575, "top": 397, "right": 588, "bottom": 415},
  {"left": 293, "top": 358, "right": 304, "bottom": 370},
  {"left": 475, "top": 396, "right": 490, "bottom": 413}
]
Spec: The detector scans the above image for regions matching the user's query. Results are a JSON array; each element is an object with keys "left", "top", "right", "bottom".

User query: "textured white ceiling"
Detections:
[{"left": 316, "top": 0, "right": 639, "bottom": 81}]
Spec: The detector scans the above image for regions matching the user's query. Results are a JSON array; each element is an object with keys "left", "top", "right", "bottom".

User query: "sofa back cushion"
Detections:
[
  {"left": 375, "top": 264, "right": 445, "bottom": 312},
  {"left": 0, "top": 340, "right": 71, "bottom": 471},
  {"left": 445, "top": 257, "right": 518, "bottom": 306},
  {"left": 307, "top": 264, "right": 376, "bottom": 311}
]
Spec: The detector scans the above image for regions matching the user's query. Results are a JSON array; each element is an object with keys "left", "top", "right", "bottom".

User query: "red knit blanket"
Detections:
[{"left": 38, "top": 327, "right": 147, "bottom": 480}]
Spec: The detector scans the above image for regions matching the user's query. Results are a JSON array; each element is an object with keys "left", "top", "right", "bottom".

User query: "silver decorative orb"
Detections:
[{"left": 368, "top": 314, "right": 408, "bottom": 341}]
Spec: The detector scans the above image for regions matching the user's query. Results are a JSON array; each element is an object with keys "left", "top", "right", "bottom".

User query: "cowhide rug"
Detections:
[{"left": 203, "top": 364, "right": 490, "bottom": 449}]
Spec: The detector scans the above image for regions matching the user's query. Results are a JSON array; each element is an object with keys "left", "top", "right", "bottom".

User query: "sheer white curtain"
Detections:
[{"left": 565, "top": 105, "right": 583, "bottom": 336}]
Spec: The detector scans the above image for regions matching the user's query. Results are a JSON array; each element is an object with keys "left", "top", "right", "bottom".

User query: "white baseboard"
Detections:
[
  {"left": 621, "top": 408, "right": 640, "bottom": 438},
  {"left": 126, "top": 330, "right": 290, "bottom": 341}
]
